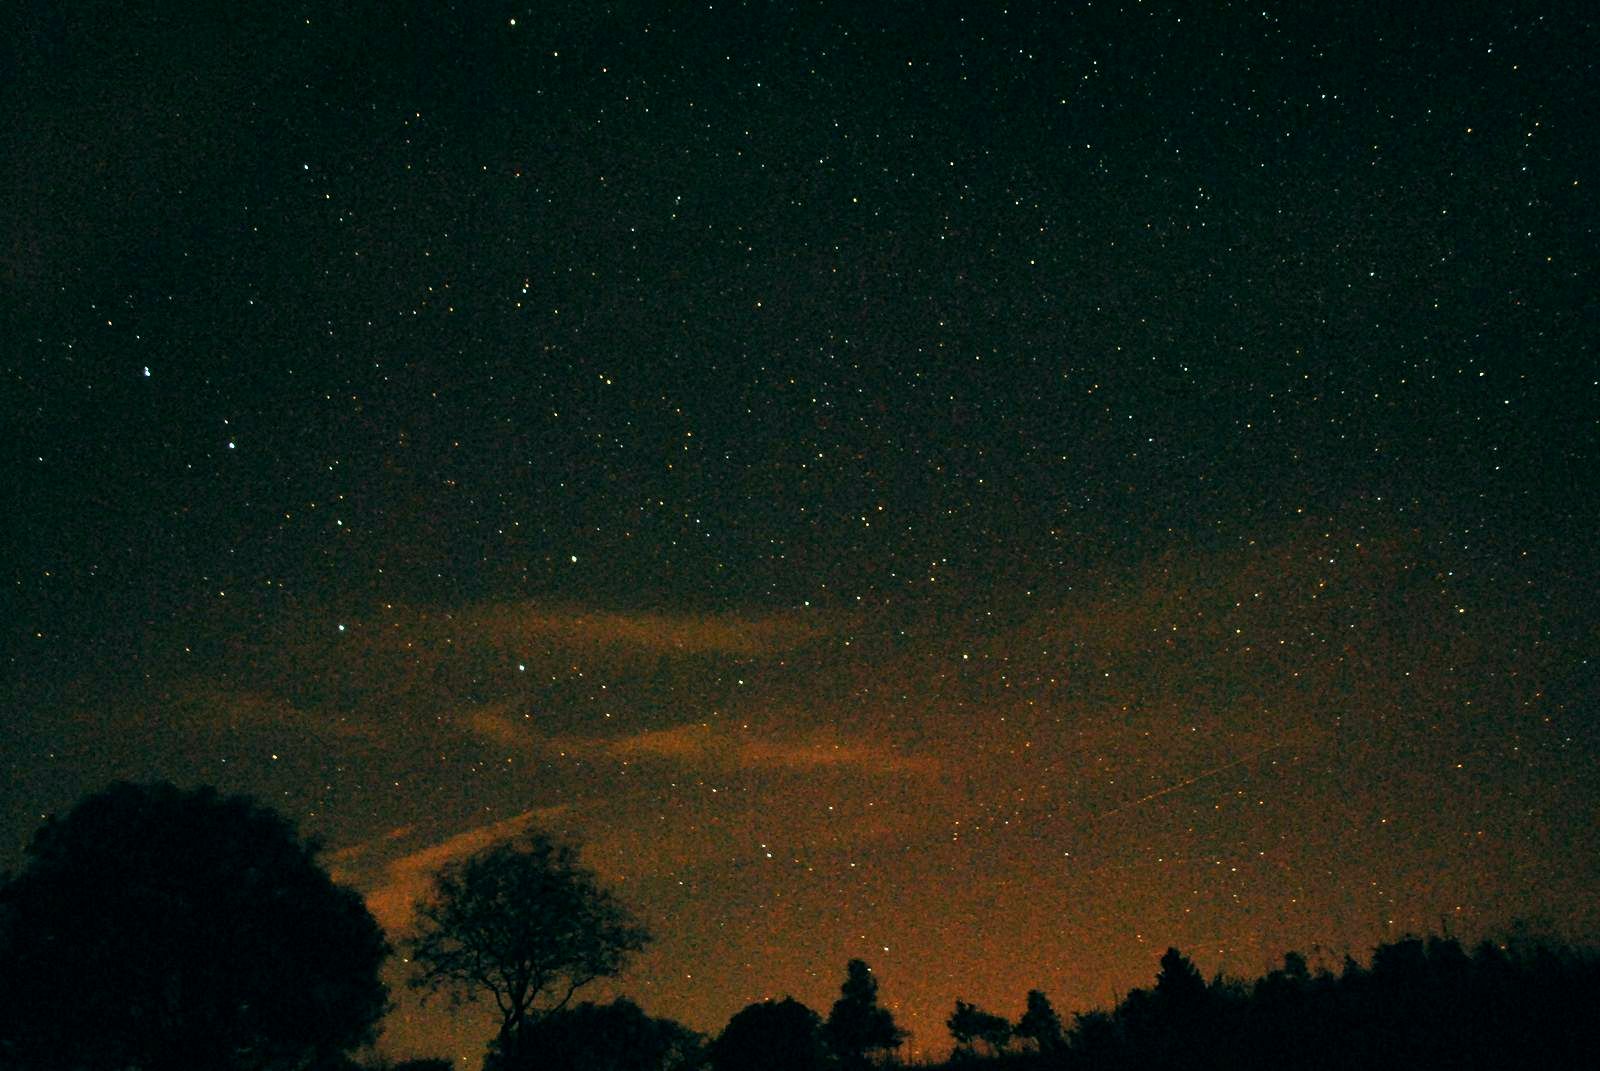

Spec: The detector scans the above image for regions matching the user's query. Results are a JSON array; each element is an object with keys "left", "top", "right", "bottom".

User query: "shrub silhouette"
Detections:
[
  {"left": 0, "top": 781, "right": 389, "bottom": 1071},
  {"left": 711, "top": 997, "right": 829, "bottom": 1071},
  {"left": 483, "top": 997, "right": 703, "bottom": 1071}
]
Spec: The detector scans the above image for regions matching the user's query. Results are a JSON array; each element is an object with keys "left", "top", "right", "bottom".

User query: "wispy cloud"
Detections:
[
  {"left": 461, "top": 703, "right": 530, "bottom": 749},
  {"left": 468, "top": 603, "right": 824, "bottom": 657},
  {"left": 162, "top": 601, "right": 828, "bottom": 747},
  {"left": 735, "top": 731, "right": 941, "bottom": 775},
  {"left": 464, "top": 711, "right": 939, "bottom": 777},
  {"left": 329, "top": 807, "right": 568, "bottom": 934},
  {"left": 162, "top": 683, "right": 390, "bottom": 744}
]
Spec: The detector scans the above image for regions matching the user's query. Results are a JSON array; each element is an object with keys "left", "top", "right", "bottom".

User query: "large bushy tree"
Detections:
[
  {"left": 405, "top": 831, "right": 649, "bottom": 1058},
  {"left": 0, "top": 781, "right": 389, "bottom": 1071}
]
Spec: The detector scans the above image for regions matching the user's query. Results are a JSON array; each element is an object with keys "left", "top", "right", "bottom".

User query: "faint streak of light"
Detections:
[{"left": 1091, "top": 741, "right": 1284, "bottom": 821}]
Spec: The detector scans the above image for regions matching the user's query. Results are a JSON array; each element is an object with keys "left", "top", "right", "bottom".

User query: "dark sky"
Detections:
[{"left": 5, "top": 0, "right": 1598, "bottom": 1062}]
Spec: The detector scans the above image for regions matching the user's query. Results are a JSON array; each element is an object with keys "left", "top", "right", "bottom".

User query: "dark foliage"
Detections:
[
  {"left": 1013, "top": 990, "right": 1064, "bottom": 1055},
  {"left": 405, "top": 831, "right": 649, "bottom": 1054},
  {"left": 824, "top": 958, "right": 907, "bottom": 1069},
  {"left": 711, "top": 997, "right": 829, "bottom": 1071},
  {"left": 947, "top": 999, "right": 1012, "bottom": 1058},
  {"left": 928, "top": 933, "right": 1600, "bottom": 1071},
  {"left": 485, "top": 997, "right": 703, "bottom": 1071},
  {"left": 0, "top": 781, "right": 389, "bottom": 1071}
]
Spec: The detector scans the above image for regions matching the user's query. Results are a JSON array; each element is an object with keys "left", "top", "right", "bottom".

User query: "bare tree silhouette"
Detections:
[{"left": 405, "top": 831, "right": 649, "bottom": 1060}]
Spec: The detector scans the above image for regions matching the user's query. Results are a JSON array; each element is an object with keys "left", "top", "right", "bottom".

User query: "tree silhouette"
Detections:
[
  {"left": 1067, "top": 1008, "right": 1123, "bottom": 1067},
  {"left": 823, "top": 959, "right": 907, "bottom": 1069},
  {"left": 1153, "top": 946, "right": 1207, "bottom": 1009},
  {"left": 946, "top": 1000, "right": 1011, "bottom": 1058},
  {"left": 1125, "top": 947, "right": 1217, "bottom": 1068},
  {"left": 484, "top": 998, "right": 703, "bottom": 1071},
  {"left": 711, "top": 997, "right": 829, "bottom": 1071},
  {"left": 405, "top": 831, "right": 649, "bottom": 1060},
  {"left": 1014, "top": 989, "right": 1065, "bottom": 1054},
  {"left": 0, "top": 781, "right": 389, "bottom": 1071}
]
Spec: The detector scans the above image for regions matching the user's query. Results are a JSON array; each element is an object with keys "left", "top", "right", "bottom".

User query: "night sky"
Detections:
[{"left": 5, "top": 1, "right": 1598, "bottom": 1063}]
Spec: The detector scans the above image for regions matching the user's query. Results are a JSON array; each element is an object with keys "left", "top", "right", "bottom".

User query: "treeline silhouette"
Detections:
[
  {"left": 923, "top": 937, "right": 1600, "bottom": 1071},
  {"left": 3, "top": 782, "right": 1598, "bottom": 1071}
]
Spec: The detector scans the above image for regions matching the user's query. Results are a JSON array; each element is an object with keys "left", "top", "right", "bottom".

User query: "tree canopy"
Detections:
[
  {"left": 711, "top": 997, "right": 829, "bottom": 1071},
  {"left": 1014, "top": 989, "right": 1065, "bottom": 1054},
  {"left": 1154, "top": 946, "right": 1207, "bottom": 1008},
  {"left": 483, "top": 997, "right": 703, "bottom": 1071},
  {"left": 947, "top": 999, "right": 1012, "bottom": 1058},
  {"left": 404, "top": 831, "right": 649, "bottom": 1057},
  {"left": 824, "top": 958, "right": 906, "bottom": 1069},
  {"left": 0, "top": 781, "right": 389, "bottom": 1071}
]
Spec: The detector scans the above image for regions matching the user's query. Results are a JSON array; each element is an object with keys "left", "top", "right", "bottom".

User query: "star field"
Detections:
[{"left": 4, "top": 1, "right": 1597, "bottom": 1063}]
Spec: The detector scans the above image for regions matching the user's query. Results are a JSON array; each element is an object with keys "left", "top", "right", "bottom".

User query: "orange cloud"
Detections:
[
  {"left": 329, "top": 807, "right": 568, "bottom": 934},
  {"left": 603, "top": 722, "right": 723, "bottom": 762},
  {"left": 154, "top": 683, "right": 394, "bottom": 748},
  {"left": 464, "top": 711, "right": 939, "bottom": 777},
  {"left": 468, "top": 603, "right": 823, "bottom": 657},
  {"left": 737, "top": 731, "right": 942, "bottom": 775},
  {"left": 461, "top": 703, "right": 530, "bottom": 749}
]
